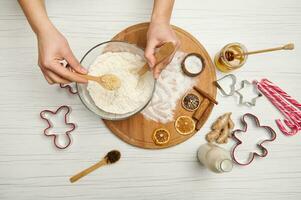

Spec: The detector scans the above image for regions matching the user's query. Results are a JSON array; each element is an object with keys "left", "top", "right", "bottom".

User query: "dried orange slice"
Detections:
[
  {"left": 152, "top": 128, "right": 170, "bottom": 145},
  {"left": 175, "top": 116, "right": 195, "bottom": 135},
  {"left": 182, "top": 93, "right": 200, "bottom": 111}
]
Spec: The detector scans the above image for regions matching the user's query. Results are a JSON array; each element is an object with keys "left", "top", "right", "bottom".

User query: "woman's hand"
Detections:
[
  {"left": 145, "top": 22, "right": 180, "bottom": 79},
  {"left": 145, "top": 0, "right": 179, "bottom": 79},
  {"left": 18, "top": 0, "right": 87, "bottom": 84},
  {"left": 37, "top": 25, "right": 87, "bottom": 84}
]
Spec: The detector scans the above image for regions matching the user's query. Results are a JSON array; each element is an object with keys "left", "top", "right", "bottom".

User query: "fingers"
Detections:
[
  {"left": 49, "top": 62, "right": 88, "bottom": 83},
  {"left": 41, "top": 69, "right": 54, "bottom": 84},
  {"left": 45, "top": 70, "right": 71, "bottom": 84},
  {"left": 167, "top": 39, "right": 180, "bottom": 63},
  {"left": 166, "top": 39, "right": 180, "bottom": 60},
  {"left": 40, "top": 60, "right": 87, "bottom": 84},
  {"left": 151, "top": 40, "right": 180, "bottom": 79},
  {"left": 153, "top": 60, "right": 168, "bottom": 79},
  {"left": 45, "top": 76, "right": 54, "bottom": 84},
  {"left": 144, "top": 39, "right": 157, "bottom": 68},
  {"left": 153, "top": 65, "right": 162, "bottom": 79},
  {"left": 145, "top": 34, "right": 181, "bottom": 79},
  {"left": 173, "top": 38, "right": 181, "bottom": 50},
  {"left": 64, "top": 50, "right": 87, "bottom": 74},
  {"left": 40, "top": 67, "right": 70, "bottom": 84}
]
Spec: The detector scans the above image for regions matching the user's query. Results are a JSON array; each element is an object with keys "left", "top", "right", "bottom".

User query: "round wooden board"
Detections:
[{"left": 103, "top": 22, "right": 216, "bottom": 149}]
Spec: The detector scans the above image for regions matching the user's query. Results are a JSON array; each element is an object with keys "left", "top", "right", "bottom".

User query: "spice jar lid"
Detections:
[{"left": 181, "top": 53, "right": 205, "bottom": 77}]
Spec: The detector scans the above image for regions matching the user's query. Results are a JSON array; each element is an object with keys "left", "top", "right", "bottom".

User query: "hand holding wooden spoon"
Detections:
[{"left": 137, "top": 42, "right": 176, "bottom": 76}]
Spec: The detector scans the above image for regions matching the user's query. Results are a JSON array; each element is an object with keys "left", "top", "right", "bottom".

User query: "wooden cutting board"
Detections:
[{"left": 103, "top": 22, "right": 216, "bottom": 149}]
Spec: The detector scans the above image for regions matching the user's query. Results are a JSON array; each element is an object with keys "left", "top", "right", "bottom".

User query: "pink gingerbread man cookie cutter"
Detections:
[
  {"left": 231, "top": 113, "right": 277, "bottom": 166},
  {"left": 40, "top": 105, "right": 76, "bottom": 149},
  {"left": 59, "top": 83, "right": 78, "bottom": 95},
  {"left": 59, "top": 64, "right": 78, "bottom": 95}
]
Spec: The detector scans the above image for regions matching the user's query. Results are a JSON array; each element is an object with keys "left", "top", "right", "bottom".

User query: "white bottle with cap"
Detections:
[{"left": 197, "top": 143, "right": 233, "bottom": 173}]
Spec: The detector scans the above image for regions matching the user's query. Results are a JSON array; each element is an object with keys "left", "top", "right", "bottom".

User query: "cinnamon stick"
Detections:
[
  {"left": 196, "top": 103, "right": 214, "bottom": 130},
  {"left": 193, "top": 86, "right": 218, "bottom": 105},
  {"left": 193, "top": 98, "right": 210, "bottom": 120}
]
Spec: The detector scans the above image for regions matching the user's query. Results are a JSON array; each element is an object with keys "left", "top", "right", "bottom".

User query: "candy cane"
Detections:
[
  {"left": 260, "top": 82, "right": 301, "bottom": 124},
  {"left": 259, "top": 81, "right": 301, "bottom": 125},
  {"left": 261, "top": 80, "right": 301, "bottom": 121},
  {"left": 258, "top": 81, "right": 301, "bottom": 135},
  {"left": 256, "top": 81, "right": 300, "bottom": 136},
  {"left": 257, "top": 82, "right": 297, "bottom": 121},
  {"left": 276, "top": 119, "right": 298, "bottom": 136},
  {"left": 258, "top": 86, "right": 298, "bottom": 135},
  {"left": 261, "top": 79, "right": 301, "bottom": 109}
]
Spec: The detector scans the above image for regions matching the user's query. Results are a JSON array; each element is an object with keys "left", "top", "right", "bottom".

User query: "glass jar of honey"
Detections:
[{"left": 214, "top": 43, "right": 248, "bottom": 73}]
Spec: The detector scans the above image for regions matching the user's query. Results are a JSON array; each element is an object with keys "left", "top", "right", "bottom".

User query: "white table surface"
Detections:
[{"left": 0, "top": 0, "right": 301, "bottom": 199}]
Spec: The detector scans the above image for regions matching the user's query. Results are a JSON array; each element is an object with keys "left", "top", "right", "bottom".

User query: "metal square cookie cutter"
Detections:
[{"left": 214, "top": 74, "right": 262, "bottom": 106}]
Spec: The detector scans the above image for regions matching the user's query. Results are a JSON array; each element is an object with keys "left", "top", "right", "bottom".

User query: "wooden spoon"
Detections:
[
  {"left": 70, "top": 150, "right": 121, "bottom": 183},
  {"left": 226, "top": 43, "right": 294, "bottom": 61},
  {"left": 137, "top": 42, "right": 176, "bottom": 76},
  {"left": 77, "top": 73, "right": 121, "bottom": 90}
]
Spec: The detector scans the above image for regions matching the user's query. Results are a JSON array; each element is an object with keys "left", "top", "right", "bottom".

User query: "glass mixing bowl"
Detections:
[{"left": 76, "top": 41, "right": 155, "bottom": 120}]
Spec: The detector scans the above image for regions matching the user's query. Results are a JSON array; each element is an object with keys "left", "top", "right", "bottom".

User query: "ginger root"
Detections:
[
  {"left": 206, "top": 129, "right": 220, "bottom": 142},
  {"left": 205, "top": 112, "right": 235, "bottom": 144}
]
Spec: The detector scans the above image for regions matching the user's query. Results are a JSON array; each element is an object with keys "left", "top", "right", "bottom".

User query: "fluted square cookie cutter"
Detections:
[
  {"left": 214, "top": 74, "right": 262, "bottom": 106},
  {"left": 40, "top": 105, "right": 76, "bottom": 149}
]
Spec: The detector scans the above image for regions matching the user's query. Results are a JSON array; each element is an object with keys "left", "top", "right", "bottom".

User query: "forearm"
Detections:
[
  {"left": 18, "top": 0, "right": 53, "bottom": 35},
  {"left": 151, "top": 0, "right": 175, "bottom": 24}
]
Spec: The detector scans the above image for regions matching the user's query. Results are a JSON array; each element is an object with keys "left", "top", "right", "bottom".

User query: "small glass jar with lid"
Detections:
[{"left": 214, "top": 43, "right": 248, "bottom": 73}]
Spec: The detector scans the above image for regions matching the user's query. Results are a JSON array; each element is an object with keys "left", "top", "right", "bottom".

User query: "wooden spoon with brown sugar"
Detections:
[
  {"left": 70, "top": 150, "right": 121, "bottom": 183},
  {"left": 77, "top": 73, "right": 121, "bottom": 90}
]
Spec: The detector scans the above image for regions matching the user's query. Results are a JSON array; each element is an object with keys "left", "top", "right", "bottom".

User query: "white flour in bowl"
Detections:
[
  {"left": 87, "top": 52, "right": 154, "bottom": 114},
  {"left": 141, "top": 51, "right": 196, "bottom": 123}
]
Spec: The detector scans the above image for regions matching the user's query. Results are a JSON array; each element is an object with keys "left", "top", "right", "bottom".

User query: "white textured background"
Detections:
[{"left": 0, "top": 0, "right": 300, "bottom": 199}]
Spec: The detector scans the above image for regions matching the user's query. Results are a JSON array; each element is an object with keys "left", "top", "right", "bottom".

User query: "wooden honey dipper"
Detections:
[{"left": 226, "top": 43, "right": 295, "bottom": 61}]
